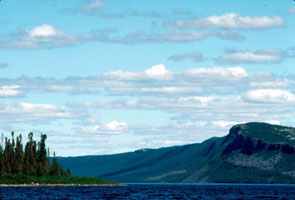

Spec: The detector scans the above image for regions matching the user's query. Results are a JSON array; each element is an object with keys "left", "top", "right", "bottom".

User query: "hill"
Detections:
[{"left": 58, "top": 122, "right": 295, "bottom": 183}]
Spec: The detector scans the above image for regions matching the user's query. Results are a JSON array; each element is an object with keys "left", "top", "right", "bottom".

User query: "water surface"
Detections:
[{"left": 0, "top": 183, "right": 295, "bottom": 199}]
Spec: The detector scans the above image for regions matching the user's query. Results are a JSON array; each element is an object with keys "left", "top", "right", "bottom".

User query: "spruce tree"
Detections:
[
  {"left": 66, "top": 168, "right": 72, "bottom": 176},
  {"left": 4, "top": 138, "right": 13, "bottom": 174},
  {"left": 0, "top": 145, "right": 4, "bottom": 176},
  {"left": 0, "top": 131, "right": 69, "bottom": 177},
  {"left": 37, "top": 134, "right": 50, "bottom": 176},
  {"left": 10, "top": 132, "right": 17, "bottom": 174},
  {"left": 50, "top": 152, "right": 59, "bottom": 176},
  {"left": 15, "top": 135, "right": 24, "bottom": 174},
  {"left": 23, "top": 132, "right": 37, "bottom": 175}
]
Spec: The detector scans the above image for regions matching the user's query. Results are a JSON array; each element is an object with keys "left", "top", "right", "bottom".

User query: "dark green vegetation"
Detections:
[
  {"left": 0, "top": 132, "right": 68, "bottom": 176},
  {"left": 0, "top": 132, "right": 115, "bottom": 185},
  {"left": 233, "top": 122, "right": 295, "bottom": 145},
  {"left": 0, "top": 174, "right": 115, "bottom": 185},
  {"left": 58, "top": 122, "right": 295, "bottom": 183}
]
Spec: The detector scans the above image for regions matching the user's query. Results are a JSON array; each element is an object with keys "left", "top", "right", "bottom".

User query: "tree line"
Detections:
[{"left": 0, "top": 132, "right": 71, "bottom": 176}]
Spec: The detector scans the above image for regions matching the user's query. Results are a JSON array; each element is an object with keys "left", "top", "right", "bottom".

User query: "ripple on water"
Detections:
[{"left": 0, "top": 184, "right": 294, "bottom": 199}]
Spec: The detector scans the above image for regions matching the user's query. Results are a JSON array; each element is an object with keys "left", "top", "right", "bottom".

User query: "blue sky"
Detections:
[{"left": 0, "top": 0, "right": 295, "bottom": 156}]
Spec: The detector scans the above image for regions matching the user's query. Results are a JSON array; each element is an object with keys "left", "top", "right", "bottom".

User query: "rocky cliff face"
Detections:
[
  {"left": 199, "top": 122, "right": 295, "bottom": 183},
  {"left": 221, "top": 123, "right": 295, "bottom": 156}
]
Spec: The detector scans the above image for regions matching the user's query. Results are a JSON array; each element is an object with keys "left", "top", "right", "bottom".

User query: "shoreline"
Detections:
[{"left": 0, "top": 183, "right": 124, "bottom": 187}]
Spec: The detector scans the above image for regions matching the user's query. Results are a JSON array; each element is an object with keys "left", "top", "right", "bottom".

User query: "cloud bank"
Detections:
[{"left": 164, "top": 13, "right": 284, "bottom": 29}]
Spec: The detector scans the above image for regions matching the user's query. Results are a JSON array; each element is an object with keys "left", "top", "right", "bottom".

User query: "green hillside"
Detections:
[
  {"left": 58, "top": 122, "right": 295, "bottom": 183},
  {"left": 231, "top": 122, "right": 295, "bottom": 144}
]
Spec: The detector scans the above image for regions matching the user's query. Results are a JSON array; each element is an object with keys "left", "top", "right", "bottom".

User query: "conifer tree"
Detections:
[
  {"left": 0, "top": 131, "right": 68, "bottom": 177},
  {"left": 66, "top": 168, "right": 72, "bottom": 176},
  {"left": 4, "top": 138, "right": 13, "bottom": 174},
  {"left": 10, "top": 132, "right": 17, "bottom": 174},
  {"left": 15, "top": 135, "right": 24, "bottom": 174},
  {"left": 50, "top": 152, "right": 60, "bottom": 176},
  {"left": 37, "top": 134, "right": 50, "bottom": 176},
  {"left": 0, "top": 144, "right": 4, "bottom": 176},
  {"left": 59, "top": 167, "right": 66, "bottom": 176},
  {"left": 24, "top": 132, "right": 37, "bottom": 175}
]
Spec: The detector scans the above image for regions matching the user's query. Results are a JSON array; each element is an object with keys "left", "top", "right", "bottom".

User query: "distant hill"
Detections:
[{"left": 58, "top": 122, "right": 295, "bottom": 183}]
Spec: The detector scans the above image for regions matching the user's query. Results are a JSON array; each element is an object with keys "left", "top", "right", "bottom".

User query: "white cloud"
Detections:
[
  {"left": 0, "top": 24, "right": 91, "bottom": 49},
  {"left": 212, "top": 30, "right": 245, "bottom": 40},
  {"left": 102, "top": 29, "right": 244, "bottom": 45},
  {"left": 186, "top": 67, "right": 248, "bottom": 78},
  {"left": 144, "top": 64, "right": 172, "bottom": 79},
  {"left": 16, "top": 102, "right": 72, "bottom": 118},
  {"left": 132, "top": 121, "right": 237, "bottom": 142},
  {"left": 48, "top": 85, "right": 75, "bottom": 92},
  {"left": 0, "top": 101, "right": 81, "bottom": 123},
  {"left": 216, "top": 48, "right": 285, "bottom": 64},
  {"left": 82, "top": 1, "right": 104, "bottom": 14},
  {"left": 243, "top": 89, "right": 295, "bottom": 103},
  {"left": 103, "top": 64, "right": 173, "bottom": 80},
  {"left": 162, "top": 30, "right": 209, "bottom": 42},
  {"left": 77, "top": 121, "right": 128, "bottom": 135},
  {"left": 100, "top": 66, "right": 258, "bottom": 96},
  {"left": 0, "top": 25, "right": 244, "bottom": 50},
  {"left": 69, "top": 90, "right": 295, "bottom": 125},
  {"left": 29, "top": 24, "right": 59, "bottom": 37},
  {"left": 102, "top": 70, "right": 137, "bottom": 80},
  {"left": 0, "top": 85, "right": 21, "bottom": 97},
  {"left": 163, "top": 140, "right": 182, "bottom": 146},
  {"left": 105, "top": 30, "right": 211, "bottom": 44},
  {"left": 263, "top": 120, "right": 280, "bottom": 125},
  {"left": 105, "top": 121, "right": 128, "bottom": 131},
  {"left": 1, "top": 66, "right": 287, "bottom": 98},
  {"left": 2, "top": 66, "right": 294, "bottom": 129},
  {"left": 166, "top": 13, "right": 284, "bottom": 29},
  {"left": 218, "top": 52, "right": 280, "bottom": 63},
  {"left": 0, "top": 76, "right": 102, "bottom": 97},
  {"left": 79, "top": 125, "right": 101, "bottom": 134},
  {"left": 140, "top": 87, "right": 202, "bottom": 94},
  {"left": 179, "top": 96, "right": 216, "bottom": 106},
  {"left": 250, "top": 80, "right": 290, "bottom": 88},
  {"left": 212, "top": 121, "right": 241, "bottom": 128}
]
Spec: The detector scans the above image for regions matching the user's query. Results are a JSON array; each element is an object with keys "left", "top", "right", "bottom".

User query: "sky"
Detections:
[{"left": 0, "top": 0, "right": 295, "bottom": 156}]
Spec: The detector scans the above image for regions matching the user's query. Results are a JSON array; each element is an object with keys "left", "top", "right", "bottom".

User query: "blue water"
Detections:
[{"left": 0, "top": 183, "right": 295, "bottom": 199}]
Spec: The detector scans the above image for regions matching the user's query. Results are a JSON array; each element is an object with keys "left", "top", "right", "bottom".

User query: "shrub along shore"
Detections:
[{"left": 0, "top": 174, "right": 117, "bottom": 186}]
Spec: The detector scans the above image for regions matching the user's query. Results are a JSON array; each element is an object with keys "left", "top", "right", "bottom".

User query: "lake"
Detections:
[{"left": 0, "top": 183, "right": 295, "bottom": 199}]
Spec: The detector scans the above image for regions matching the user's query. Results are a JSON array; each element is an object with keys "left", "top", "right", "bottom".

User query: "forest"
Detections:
[
  {"left": 0, "top": 132, "right": 115, "bottom": 185},
  {"left": 0, "top": 132, "right": 70, "bottom": 176}
]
